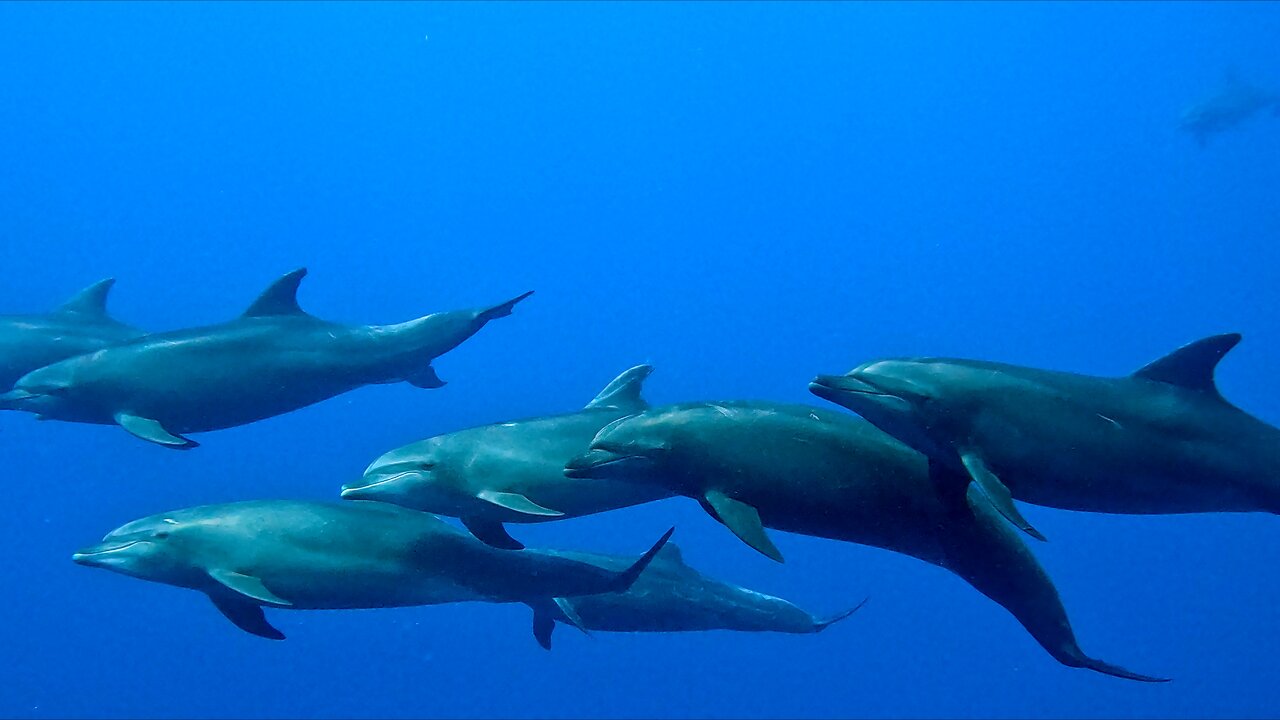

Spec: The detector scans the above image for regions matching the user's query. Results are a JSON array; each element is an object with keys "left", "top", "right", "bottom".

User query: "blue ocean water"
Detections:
[{"left": 1, "top": 2, "right": 1278, "bottom": 717}]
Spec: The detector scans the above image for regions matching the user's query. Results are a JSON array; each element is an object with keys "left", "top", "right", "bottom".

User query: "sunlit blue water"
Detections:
[{"left": 1, "top": 2, "right": 1278, "bottom": 718}]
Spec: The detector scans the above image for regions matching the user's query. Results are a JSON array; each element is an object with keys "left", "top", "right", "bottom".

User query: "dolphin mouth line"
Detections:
[
  {"left": 565, "top": 453, "right": 644, "bottom": 477},
  {"left": 809, "top": 376, "right": 898, "bottom": 398},
  {"left": 343, "top": 471, "right": 417, "bottom": 495},
  {"left": 73, "top": 540, "right": 142, "bottom": 561}
]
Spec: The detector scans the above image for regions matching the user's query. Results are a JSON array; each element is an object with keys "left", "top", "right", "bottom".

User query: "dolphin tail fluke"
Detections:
[
  {"left": 608, "top": 526, "right": 676, "bottom": 593},
  {"left": 813, "top": 596, "right": 870, "bottom": 632},
  {"left": 477, "top": 291, "right": 534, "bottom": 323}
]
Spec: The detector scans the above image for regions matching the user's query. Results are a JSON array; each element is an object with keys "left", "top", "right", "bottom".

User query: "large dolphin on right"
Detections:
[
  {"left": 72, "top": 499, "right": 673, "bottom": 641},
  {"left": 0, "top": 279, "right": 143, "bottom": 391},
  {"left": 529, "top": 542, "right": 865, "bottom": 649},
  {"left": 810, "top": 334, "right": 1280, "bottom": 540},
  {"left": 0, "top": 269, "right": 532, "bottom": 448},
  {"left": 342, "top": 364, "right": 674, "bottom": 550},
  {"left": 565, "top": 401, "right": 1164, "bottom": 682}
]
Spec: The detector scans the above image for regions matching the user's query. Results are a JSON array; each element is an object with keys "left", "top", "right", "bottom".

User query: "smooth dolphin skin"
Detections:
[
  {"left": 72, "top": 499, "right": 674, "bottom": 640},
  {"left": 565, "top": 401, "right": 1164, "bottom": 682},
  {"left": 810, "top": 334, "right": 1280, "bottom": 540},
  {"left": 342, "top": 364, "right": 674, "bottom": 550},
  {"left": 0, "top": 279, "right": 143, "bottom": 391},
  {"left": 1179, "top": 69, "right": 1280, "bottom": 147},
  {"left": 0, "top": 269, "right": 532, "bottom": 448},
  {"left": 528, "top": 542, "right": 865, "bottom": 650}
]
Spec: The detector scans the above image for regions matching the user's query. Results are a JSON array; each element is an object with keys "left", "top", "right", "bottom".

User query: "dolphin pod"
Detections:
[
  {"left": 564, "top": 401, "right": 1163, "bottom": 682},
  {"left": 0, "top": 269, "right": 532, "bottom": 448},
  {"left": 6, "top": 272, "right": 1275, "bottom": 682}
]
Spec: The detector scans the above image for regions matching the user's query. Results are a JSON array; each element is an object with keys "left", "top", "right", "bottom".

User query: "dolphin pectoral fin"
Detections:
[
  {"left": 701, "top": 490, "right": 784, "bottom": 563},
  {"left": 209, "top": 569, "right": 292, "bottom": 606},
  {"left": 209, "top": 594, "right": 286, "bottom": 640},
  {"left": 113, "top": 413, "right": 198, "bottom": 449},
  {"left": 958, "top": 451, "right": 1047, "bottom": 542},
  {"left": 553, "top": 597, "right": 592, "bottom": 637},
  {"left": 405, "top": 366, "right": 446, "bottom": 389},
  {"left": 813, "top": 596, "right": 870, "bottom": 632},
  {"left": 461, "top": 516, "right": 525, "bottom": 550},
  {"left": 531, "top": 605, "right": 557, "bottom": 650},
  {"left": 477, "top": 490, "right": 565, "bottom": 518},
  {"left": 584, "top": 364, "right": 653, "bottom": 412}
]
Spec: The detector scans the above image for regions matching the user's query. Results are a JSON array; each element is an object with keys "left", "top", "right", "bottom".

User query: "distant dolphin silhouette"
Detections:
[
  {"left": 1180, "top": 68, "right": 1280, "bottom": 146},
  {"left": 0, "top": 279, "right": 143, "bottom": 391},
  {"left": 0, "top": 269, "right": 532, "bottom": 448}
]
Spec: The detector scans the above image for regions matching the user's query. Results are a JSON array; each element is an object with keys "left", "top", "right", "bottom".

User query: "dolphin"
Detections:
[
  {"left": 0, "top": 278, "right": 143, "bottom": 391},
  {"left": 529, "top": 542, "right": 865, "bottom": 650},
  {"left": 342, "top": 364, "right": 674, "bottom": 550},
  {"left": 0, "top": 269, "right": 532, "bottom": 448},
  {"left": 1180, "top": 69, "right": 1280, "bottom": 147},
  {"left": 72, "top": 499, "right": 673, "bottom": 640},
  {"left": 810, "top": 334, "right": 1280, "bottom": 541},
  {"left": 564, "top": 401, "right": 1164, "bottom": 682}
]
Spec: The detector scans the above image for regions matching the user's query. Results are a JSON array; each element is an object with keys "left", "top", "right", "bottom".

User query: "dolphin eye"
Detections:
[{"left": 154, "top": 531, "right": 171, "bottom": 540}]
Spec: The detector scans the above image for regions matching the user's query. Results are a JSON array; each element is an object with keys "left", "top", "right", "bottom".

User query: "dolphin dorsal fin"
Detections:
[
  {"left": 585, "top": 364, "right": 653, "bottom": 411},
  {"left": 1132, "top": 333, "right": 1241, "bottom": 396},
  {"left": 655, "top": 541, "right": 685, "bottom": 564},
  {"left": 56, "top": 278, "right": 116, "bottom": 317},
  {"left": 242, "top": 268, "right": 309, "bottom": 317}
]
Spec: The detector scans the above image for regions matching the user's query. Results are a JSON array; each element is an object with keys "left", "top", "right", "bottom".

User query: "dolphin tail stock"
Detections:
[
  {"left": 813, "top": 596, "right": 870, "bottom": 632},
  {"left": 476, "top": 291, "right": 535, "bottom": 323},
  {"left": 607, "top": 526, "right": 676, "bottom": 593}
]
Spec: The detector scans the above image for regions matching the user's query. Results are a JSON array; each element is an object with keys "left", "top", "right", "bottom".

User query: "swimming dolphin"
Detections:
[
  {"left": 564, "top": 401, "right": 1164, "bottom": 682},
  {"left": 810, "top": 334, "right": 1280, "bottom": 541},
  {"left": 1180, "top": 69, "right": 1280, "bottom": 147},
  {"left": 72, "top": 499, "right": 673, "bottom": 640},
  {"left": 529, "top": 542, "right": 864, "bottom": 650},
  {"left": 342, "top": 364, "right": 674, "bottom": 550},
  {"left": 0, "top": 278, "right": 143, "bottom": 391},
  {"left": 0, "top": 269, "right": 532, "bottom": 448}
]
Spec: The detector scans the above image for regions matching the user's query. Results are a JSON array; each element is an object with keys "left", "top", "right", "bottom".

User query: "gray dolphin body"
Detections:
[
  {"left": 0, "top": 269, "right": 532, "bottom": 448},
  {"left": 564, "top": 401, "right": 1163, "bottom": 682},
  {"left": 530, "top": 543, "right": 863, "bottom": 649},
  {"left": 72, "top": 499, "right": 673, "bottom": 640},
  {"left": 810, "top": 334, "right": 1280, "bottom": 541},
  {"left": 342, "top": 365, "right": 674, "bottom": 550},
  {"left": 0, "top": 279, "right": 143, "bottom": 391},
  {"left": 1180, "top": 71, "right": 1280, "bottom": 146}
]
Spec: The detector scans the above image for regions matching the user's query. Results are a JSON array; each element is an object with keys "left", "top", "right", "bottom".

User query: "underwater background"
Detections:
[{"left": 1, "top": 2, "right": 1278, "bottom": 718}]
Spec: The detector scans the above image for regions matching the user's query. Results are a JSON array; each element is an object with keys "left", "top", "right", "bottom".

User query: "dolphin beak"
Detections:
[
  {"left": 341, "top": 469, "right": 421, "bottom": 499},
  {"left": 0, "top": 388, "right": 37, "bottom": 410},
  {"left": 71, "top": 540, "right": 142, "bottom": 567},
  {"left": 564, "top": 449, "right": 652, "bottom": 479},
  {"left": 808, "top": 374, "right": 884, "bottom": 402}
]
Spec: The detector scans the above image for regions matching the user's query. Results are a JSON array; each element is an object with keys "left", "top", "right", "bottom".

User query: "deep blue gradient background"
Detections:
[{"left": 1, "top": 2, "right": 1278, "bottom": 718}]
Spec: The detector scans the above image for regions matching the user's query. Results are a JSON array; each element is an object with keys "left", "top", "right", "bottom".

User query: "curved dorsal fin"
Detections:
[
  {"left": 56, "top": 278, "right": 116, "bottom": 317},
  {"left": 1132, "top": 333, "right": 1241, "bottom": 396},
  {"left": 655, "top": 541, "right": 685, "bottom": 565},
  {"left": 242, "top": 268, "right": 308, "bottom": 317},
  {"left": 585, "top": 364, "right": 653, "bottom": 411}
]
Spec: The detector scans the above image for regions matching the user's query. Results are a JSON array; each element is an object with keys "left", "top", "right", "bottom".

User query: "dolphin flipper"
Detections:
[
  {"left": 209, "top": 569, "right": 292, "bottom": 606},
  {"left": 209, "top": 595, "right": 286, "bottom": 640},
  {"left": 527, "top": 598, "right": 592, "bottom": 651},
  {"left": 958, "top": 451, "right": 1046, "bottom": 542},
  {"left": 405, "top": 366, "right": 446, "bottom": 389},
  {"left": 531, "top": 605, "right": 557, "bottom": 650},
  {"left": 114, "top": 413, "right": 198, "bottom": 449},
  {"left": 461, "top": 516, "right": 526, "bottom": 550},
  {"left": 813, "top": 596, "right": 870, "bottom": 632},
  {"left": 701, "top": 490, "right": 785, "bottom": 563},
  {"left": 477, "top": 490, "right": 565, "bottom": 517}
]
